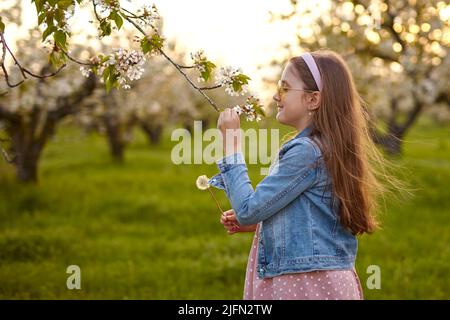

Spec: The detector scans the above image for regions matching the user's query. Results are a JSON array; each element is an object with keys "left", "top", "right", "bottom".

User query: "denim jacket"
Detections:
[{"left": 208, "top": 126, "right": 357, "bottom": 278}]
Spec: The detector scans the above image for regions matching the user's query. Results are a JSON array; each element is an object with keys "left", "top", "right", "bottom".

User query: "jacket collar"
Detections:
[{"left": 294, "top": 125, "right": 313, "bottom": 139}]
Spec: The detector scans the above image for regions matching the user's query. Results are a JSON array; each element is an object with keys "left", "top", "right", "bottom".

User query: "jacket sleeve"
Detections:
[{"left": 208, "top": 138, "right": 319, "bottom": 226}]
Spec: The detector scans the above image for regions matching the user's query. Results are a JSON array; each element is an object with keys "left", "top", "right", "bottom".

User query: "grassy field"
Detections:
[{"left": 0, "top": 118, "right": 449, "bottom": 299}]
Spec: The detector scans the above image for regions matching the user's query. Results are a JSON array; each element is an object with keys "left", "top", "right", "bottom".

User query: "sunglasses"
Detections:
[{"left": 277, "top": 80, "right": 317, "bottom": 99}]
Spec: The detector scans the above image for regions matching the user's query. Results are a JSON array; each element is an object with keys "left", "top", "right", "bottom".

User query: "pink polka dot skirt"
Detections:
[{"left": 243, "top": 224, "right": 364, "bottom": 300}]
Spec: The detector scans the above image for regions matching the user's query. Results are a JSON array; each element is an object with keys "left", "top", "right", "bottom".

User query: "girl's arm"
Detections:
[{"left": 209, "top": 138, "right": 319, "bottom": 226}]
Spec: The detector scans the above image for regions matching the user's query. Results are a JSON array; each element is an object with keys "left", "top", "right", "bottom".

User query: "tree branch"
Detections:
[
  {"left": 59, "top": 47, "right": 95, "bottom": 66},
  {"left": 119, "top": 11, "right": 221, "bottom": 112},
  {"left": 382, "top": 0, "right": 407, "bottom": 49},
  {"left": 1, "top": 32, "right": 66, "bottom": 87},
  {"left": 354, "top": 47, "right": 399, "bottom": 63},
  {"left": 49, "top": 73, "right": 97, "bottom": 120}
]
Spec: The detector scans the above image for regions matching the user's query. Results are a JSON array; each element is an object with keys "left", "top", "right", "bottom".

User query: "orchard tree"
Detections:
[
  {"left": 76, "top": 86, "right": 135, "bottom": 162},
  {"left": 1, "top": 0, "right": 266, "bottom": 180},
  {"left": 75, "top": 46, "right": 233, "bottom": 161},
  {"left": 0, "top": 0, "right": 264, "bottom": 119},
  {"left": 73, "top": 30, "right": 171, "bottom": 162},
  {"left": 0, "top": 29, "right": 96, "bottom": 182},
  {"left": 268, "top": 0, "right": 449, "bottom": 154}
]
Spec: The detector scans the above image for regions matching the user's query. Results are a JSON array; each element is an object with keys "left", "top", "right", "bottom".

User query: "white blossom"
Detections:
[
  {"left": 232, "top": 105, "right": 243, "bottom": 115},
  {"left": 80, "top": 66, "right": 91, "bottom": 78},
  {"left": 191, "top": 50, "right": 210, "bottom": 83},
  {"left": 190, "top": 50, "right": 207, "bottom": 64},
  {"left": 215, "top": 66, "right": 248, "bottom": 96},
  {"left": 232, "top": 95, "right": 263, "bottom": 122},
  {"left": 246, "top": 113, "right": 256, "bottom": 121},
  {"left": 136, "top": 4, "right": 160, "bottom": 27},
  {"left": 108, "top": 55, "right": 116, "bottom": 65},
  {"left": 94, "top": 0, "right": 120, "bottom": 18},
  {"left": 85, "top": 48, "right": 146, "bottom": 90}
]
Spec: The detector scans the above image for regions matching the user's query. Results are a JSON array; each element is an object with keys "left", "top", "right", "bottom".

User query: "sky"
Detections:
[
  {"left": 3, "top": 0, "right": 321, "bottom": 104},
  {"left": 149, "top": 0, "right": 299, "bottom": 101},
  {"left": 126, "top": 0, "right": 307, "bottom": 103}
]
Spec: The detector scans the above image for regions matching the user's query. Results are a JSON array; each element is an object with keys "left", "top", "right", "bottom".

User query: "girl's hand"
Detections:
[
  {"left": 217, "top": 108, "right": 241, "bottom": 157},
  {"left": 220, "top": 209, "right": 257, "bottom": 235}
]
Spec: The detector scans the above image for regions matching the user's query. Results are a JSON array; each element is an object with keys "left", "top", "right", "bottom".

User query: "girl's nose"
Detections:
[{"left": 273, "top": 93, "right": 279, "bottom": 102}]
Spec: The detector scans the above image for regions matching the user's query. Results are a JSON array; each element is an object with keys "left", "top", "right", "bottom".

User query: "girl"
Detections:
[{"left": 208, "top": 49, "right": 385, "bottom": 300}]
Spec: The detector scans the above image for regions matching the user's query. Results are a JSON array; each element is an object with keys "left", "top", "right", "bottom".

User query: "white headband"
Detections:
[{"left": 300, "top": 52, "right": 323, "bottom": 92}]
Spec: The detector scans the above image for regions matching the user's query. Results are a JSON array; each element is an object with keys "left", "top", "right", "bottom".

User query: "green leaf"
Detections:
[
  {"left": 59, "top": 0, "right": 74, "bottom": 10},
  {"left": 54, "top": 9, "right": 63, "bottom": 22},
  {"left": 206, "top": 61, "right": 216, "bottom": 70},
  {"left": 140, "top": 34, "right": 164, "bottom": 55},
  {"left": 38, "top": 13, "right": 46, "bottom": 25},
  {"left": 255, "top": 107, "right": 266, "bottom": 116},
  {"left": 150, "top": 34, "right": 164, "bottom": 50},
  {"left": 200, "top": 60, "right": 216, "bottom": 81},
  {"left": 140, "top": 37, "right": 151, "bottom": 54},
  {"left": 105, "top": 77, "right": 113, "bottom": 93},
  {"left": 103, "top": 65, "right": 113, "bottom": 83},
  {"left": 54, "top": 30, "right": 67, "bottom": 50},
  {"left": 0, "top": 17, "right": 5, "bottom": 33},
  {"left": 100, "top": 20, "right": 112, "bottom": 37},
  {"left": 49, "top": 51, "right": 56, "bottom": 66},
  {"left": 235, "top": 73, "right": 251, "bottom": 84},
  {"left": 109, "top": 11, "right": 123, "bottom": 30},
  {"left": 232, "top": 81, "right": 241, "bottom": 92},
  {"left": 42, "top": 25, "right": 56, "bottom": 41},
  {"left": 113, "top": 13, "right": 123, "bottom": 30},
  {"left": 49, "top": 50, "right": 66, "bottom": 68},
  {"left": 201, "top": 71, "right": 210, "bottom": 82},
  {"left": 105, "top": 73, "right": 118, "bottom": 93},
  {"left": 100, "top": 55, "right": 109, "bottom": 63},
  {"left": 34, "top": 0, "right": 44, "bottom": 13},
  {"left": 46, "top": 13, "right": 54, "bottom": 26}
]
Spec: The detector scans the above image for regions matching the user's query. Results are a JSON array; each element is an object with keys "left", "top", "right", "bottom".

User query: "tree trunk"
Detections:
[
  {"left": 0, "top": 72, "right": 97, "bottom": 183},
  {"left": 8, "top": 117, "right": 55, "bottom": 183},
  {"left": 16, "top": 150, "right": 39, "bottom": 183},
  {"left": 140, "top": 122, "right": 163, "bottom": 145},
  {"left": 103, "top": 115, "right": 125, "bottom": 162},
  {"left": 371, "top": 129, "right": 403, "bottom": 155},
  {"left": 183, "top": 122, "right": 193, "bottom": 135},
  {"left": 370, "top": 97, "right": 423, "bottom": 156}
]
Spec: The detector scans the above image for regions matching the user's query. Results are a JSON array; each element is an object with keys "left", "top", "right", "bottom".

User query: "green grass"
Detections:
[{"left": 0, "top": 118, "right": 449, "bottom": 299}]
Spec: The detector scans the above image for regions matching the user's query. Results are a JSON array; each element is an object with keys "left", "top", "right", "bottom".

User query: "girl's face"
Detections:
[{"left": 272, "top": 62, "right": 319, "bottom": 131}]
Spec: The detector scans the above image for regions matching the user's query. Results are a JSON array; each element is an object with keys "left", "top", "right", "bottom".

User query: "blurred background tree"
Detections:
[
  {"left": 264, "top": 0, "right": 449, "bottom": 154},
  {"left": 0, "top": 0, "right": 253, "bottom": 180},
  {"left": 0, "top": 27, "right": 96, "bottom": 182}
]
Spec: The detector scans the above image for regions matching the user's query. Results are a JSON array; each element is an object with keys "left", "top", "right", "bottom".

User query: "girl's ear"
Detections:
[{"left": 308, "top": 92, "right": 321, "bottom": 111}]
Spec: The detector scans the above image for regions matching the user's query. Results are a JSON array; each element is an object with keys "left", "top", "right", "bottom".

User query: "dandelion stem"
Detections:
[
  {"left": 208, "top": 187, "right": 224, "bottom": 214},
  {"left": 208, "top": 186, "right": 239, "bottom": 228}
]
